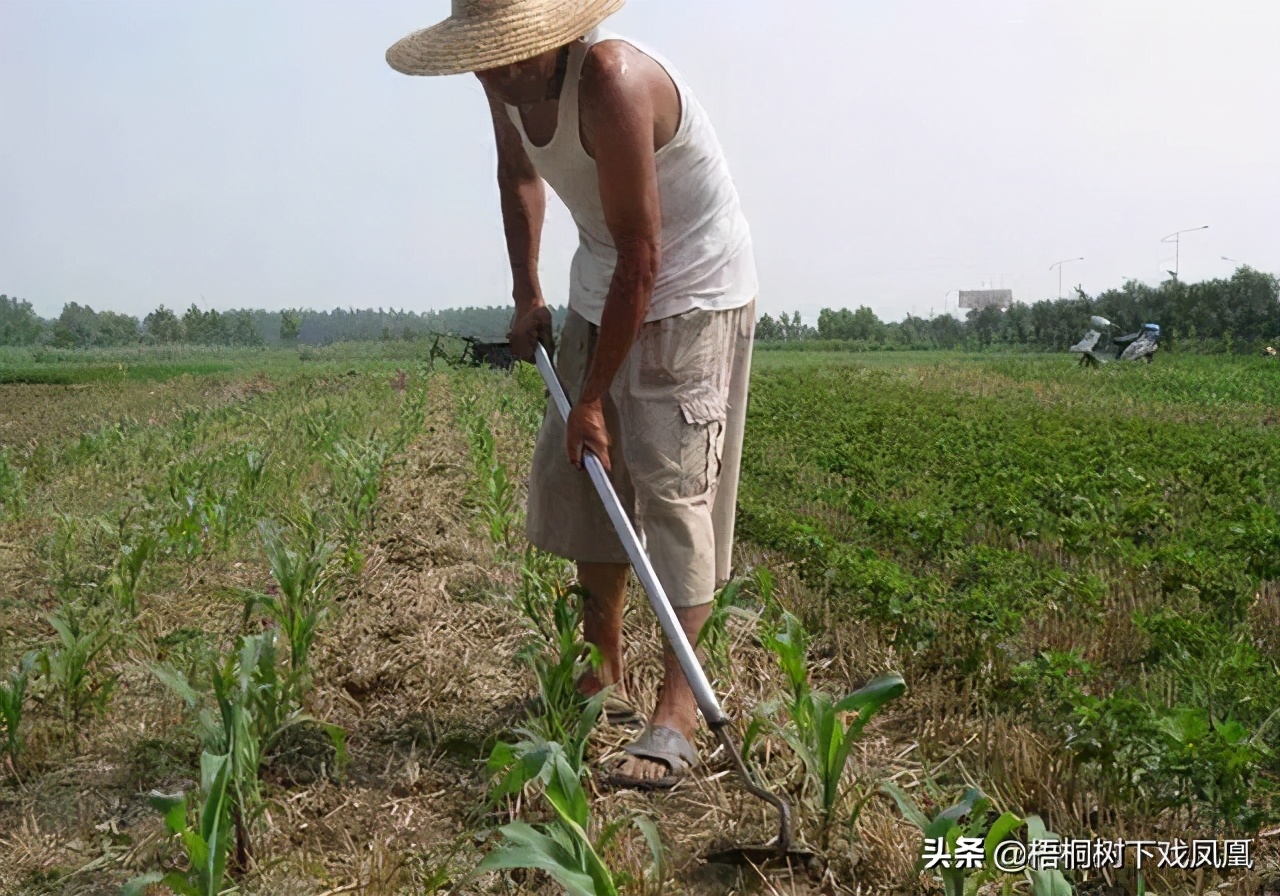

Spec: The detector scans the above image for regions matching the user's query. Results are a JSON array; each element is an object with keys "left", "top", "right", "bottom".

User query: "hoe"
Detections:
[{"left": 534, "top": 343, "right": 815, "bottom": 868}]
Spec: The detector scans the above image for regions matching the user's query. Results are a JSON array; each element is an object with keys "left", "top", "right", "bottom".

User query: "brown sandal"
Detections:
[{"left": 601, "top": 726, "right": 698, "bottom": 791}]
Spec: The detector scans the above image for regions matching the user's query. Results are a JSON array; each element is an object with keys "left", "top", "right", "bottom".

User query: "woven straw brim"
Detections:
[{"left": 386, "top": 0, "right": 626, "bottom": 76}]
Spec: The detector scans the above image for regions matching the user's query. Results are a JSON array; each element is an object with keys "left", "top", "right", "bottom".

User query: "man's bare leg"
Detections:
[
  {"left": 576, "top": 561, "right": 630, "bottom": 696},
  {"left": 614, "top": 602, "right": 713, "bottom": 782}
]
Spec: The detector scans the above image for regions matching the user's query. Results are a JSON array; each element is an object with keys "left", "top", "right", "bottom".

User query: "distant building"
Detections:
[{"left": 958, "top": 289, "right": 1013, "bottom": 311}]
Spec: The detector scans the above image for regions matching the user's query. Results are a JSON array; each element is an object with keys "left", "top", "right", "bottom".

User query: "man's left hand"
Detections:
[{"left": 566, "top": 397, "right": 611, "bottom": 474}]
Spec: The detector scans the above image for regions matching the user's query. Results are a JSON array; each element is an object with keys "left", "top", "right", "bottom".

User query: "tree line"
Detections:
[
  {"left": 3, "top": 267, "right": 1275, "bottom": 351},
  {"left": 756, "top": 267, "right": 1279, "bottom": 351},
  {"left": 0, "top": 300, "right": 566, "bottom": 349}
]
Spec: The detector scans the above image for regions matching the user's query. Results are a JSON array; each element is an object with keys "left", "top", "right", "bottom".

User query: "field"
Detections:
[{"left": 0, "top": 343, "right": 1277, "bottom": 895}]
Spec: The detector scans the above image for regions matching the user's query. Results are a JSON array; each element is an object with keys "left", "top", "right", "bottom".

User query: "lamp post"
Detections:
[
  {"left": 942, "top": 289, "right": 959, "bottom": 316},
  {"left": 1221, "top": 255, "right": 1242, "bottom": 266},
  {"left": 1161, "top": 226, "right": 1208, "bottom": 279},
  {"left": 1049, "top": 257, "right": 1084, "bottom": 299}
]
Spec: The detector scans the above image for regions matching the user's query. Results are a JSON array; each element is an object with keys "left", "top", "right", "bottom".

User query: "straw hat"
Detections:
[{"left": 386, "top": 0, "right": 626, "bottom": 77}]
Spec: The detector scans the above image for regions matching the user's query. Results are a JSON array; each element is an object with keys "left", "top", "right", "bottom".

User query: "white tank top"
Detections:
[{"left": 506, "top": 28, "right": 757, "bottom": 325}]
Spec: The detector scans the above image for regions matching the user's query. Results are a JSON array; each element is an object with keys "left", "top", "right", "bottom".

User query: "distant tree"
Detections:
[
  {"left": 926, "top": 313, "right": 964, "bottom": 349},
  {"left": 816, "top": 306, "right": 884, "bottom": 342},
  {"left": 96, "top": 310, "right": 141, "bottom": 346},
  {"left": 0, "top": 295, "right": 44, "bottom": 345},
  {"left": 755, "top": 313, "right": 783, "bottom": 341},
  {"left": 224, "top": 309, "right": 264, "bottom": 346},
  {"left": 280, "top": 309, "right": 302, "bottom": 344},
  {"left": 144, "top": 305, "right": 184, "bottom": 343},
  {"left": 183, "top": 304, "right": 214, "bottom": 343},
  {"left": 50, "top": 303, "right": 101, "bottom": 348}
]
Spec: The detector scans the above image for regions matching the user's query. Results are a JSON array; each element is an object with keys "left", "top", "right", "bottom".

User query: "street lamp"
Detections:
[
  {"left": 1160, "top": 225, "right": 1208, "bottom": 279},
  {"left": 1048, "top": 257, "right": 1084, "bottom": 299},
  {"left": 942, "top": 289, "right": 959, "bottom": 316},
  {"left": 1221, "top": 255, "right": 1242, "bottom": 266}
]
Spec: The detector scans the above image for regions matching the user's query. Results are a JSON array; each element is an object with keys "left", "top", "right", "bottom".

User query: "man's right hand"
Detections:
[{"left": 508, "top": 301, "right": 555, "bottom": 363}]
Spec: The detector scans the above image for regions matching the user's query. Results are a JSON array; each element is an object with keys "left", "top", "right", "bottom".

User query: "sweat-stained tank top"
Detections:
[{"left": 505, "top": 27, "right": 757, "bottom": 326}]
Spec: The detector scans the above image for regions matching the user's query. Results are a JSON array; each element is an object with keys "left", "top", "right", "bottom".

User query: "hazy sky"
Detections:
[{"left": 2, "top": 1, "right": 1278, "bottom": 324}]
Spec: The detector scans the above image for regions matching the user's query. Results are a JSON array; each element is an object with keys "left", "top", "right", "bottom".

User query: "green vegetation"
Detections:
[
  {"left": 738, "top": 350, "right": 1280, "bottom": 848},
  {"left": 881, "top": 783, "right": 1072, "bottom": 896},
  {"left": 38, "top": 606, "right": 118, "bottom": 728},
  {"left": 2, "top": 334, "right": 1276, "bottom": 893},
  {"left": 0, "top": 654, "right": 34, "bottom": 772}
]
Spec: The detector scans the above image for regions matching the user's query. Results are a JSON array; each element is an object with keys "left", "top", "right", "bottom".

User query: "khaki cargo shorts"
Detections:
[{"left": 526, "top": 299, "right": 756, "bottom": 608}]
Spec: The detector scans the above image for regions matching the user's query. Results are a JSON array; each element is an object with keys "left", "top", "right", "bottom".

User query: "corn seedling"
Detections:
[
  {"left": 489, "top": 691, "right": 607, "bottom": 810},
  {"left": 155, "top": 631, "right": 347, "bottom": 873},
  {"left": 330, "top": 435, "right": 389, "bottom": 530},
  {"left": 0, "top": 448, "right": 24, "bottom": 519},
  {"left": 109, "top": 532, "right": 156, "bottom": 616},
  {"left": 754, "top": 611, "right": 906, "bottom": 842},
  {"left": 478, "top": 459, "right": 520, "bottom": 549},
  {"left": 516, "top": 546, "right": 574, "bottom": 643},
  {"left": 123, "top": 751, "right": 234, "bottom": 896},
  {"left": 462, "top": 410, "right": 521, "bottom": 551},
  {"left": 240, "top": 448, "right": 268, "bottom": 495},
  {"left": 200, "top": 491, "right": 234, "bottom": 551},
  {"left": 1, "top": 653, "right": 36, "bottom": 772},
  {"left": 879, "top": 783, "right": 1073, "bottom": 896},
  {"left": 481, "top": 735, "right": 663, "bottom": 896},
  {"left": 391, "top": 383, "right": 430, "bottom": 452},
  {"left": 302, "top": 401, "right": 341, "bottom": 448},
  {"left": 696, "top": 578, "right": 755, "bottom": 677},
  {"left": 166, "top": 492, "right": 208, "bottom": 559},
  {"left": 39, "top": 606, "right": 118, "bottom": 727},
  {"left": 244, "top": 519, "right": 335, "bottom": 698},
  {"left": 327, "top": 435, "right": 390, "bottom": 571},
  {"left": 518, "top": 586, "right": 602, "bottom": 751}
]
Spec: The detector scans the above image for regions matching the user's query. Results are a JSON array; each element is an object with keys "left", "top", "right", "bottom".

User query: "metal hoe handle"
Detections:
[
  {"left": 531, "top": 342, "right": 796, "bottom": 856},
  {"left": 533, "top": 343, "right": 727, "bottom": 727}
]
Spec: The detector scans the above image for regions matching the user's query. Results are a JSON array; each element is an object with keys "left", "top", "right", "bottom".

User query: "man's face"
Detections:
[{"left": 475, "top": 50, "right": 557, "bottom": 105}]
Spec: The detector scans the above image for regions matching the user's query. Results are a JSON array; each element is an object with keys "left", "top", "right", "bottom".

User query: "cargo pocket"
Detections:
[{"left": 676, "top": 382, "right": 728, "bottom": 499}]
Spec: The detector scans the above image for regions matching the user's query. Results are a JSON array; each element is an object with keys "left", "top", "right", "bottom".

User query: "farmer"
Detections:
[{"left": 387, "top": 0, "right": 757, "bottom": 789}]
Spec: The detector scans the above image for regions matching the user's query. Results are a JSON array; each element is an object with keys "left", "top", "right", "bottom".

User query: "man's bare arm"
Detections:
[
  {"left": 487, "top": 94, "right": 545, "bottom": 309},
  {"left": 486, "top": 93, "right": 553, "bottom": 358},
  {"left": 577, "top": 46, "right": 661, "bottom": 408}
]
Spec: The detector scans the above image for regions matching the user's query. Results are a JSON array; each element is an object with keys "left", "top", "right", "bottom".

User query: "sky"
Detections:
[{"left": 2, "top": 0, "right": 1278, "bottom": 324}]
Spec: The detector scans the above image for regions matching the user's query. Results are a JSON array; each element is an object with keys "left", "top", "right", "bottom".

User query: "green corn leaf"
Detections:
[
  {"left": 147, "top": 791, "right": 188, "bottom": 835},
  {"left": 543, "top": 752, "right": 590, "bottom": 830},
  {"left": 983, "top": 811, "right": 1024, "bottom": 867},
  {"left": 632, "top": 814, "right": 666, "bottom": 883},
  {"left": 121, "top": 872, "right": 165, "bottom": 896},
  {"left": 47, "top": 613, "right": 75, "bottom": 649},
  {"left": 478, "top": 820, "right": 598, "bottom": 896},
  {"left": 879, "top": 781, "right": 932, "bottom": 831},
  {"left": 833, "top": 672, "right": 907, "bottom": 716},
  {"left": 931, "top": 788, "right": 983, "bottom": 831},
  {"left": 557, "top": 814, "right": 619, "bottom": 896},
  {"left": 196, "top": 750, "right": 232, "bottom": 892},
  {"left": 1025, "top": 815, "right": 1072, "bottom": 896},
  {"left": 151, "top": 664, "right": 201, "bottom": 708},
  {"left": 160, "top": 872, "right": 203, "bottom": 896},
  {"left": 318, "top": 721, "right": 349, "bottom": 773}
]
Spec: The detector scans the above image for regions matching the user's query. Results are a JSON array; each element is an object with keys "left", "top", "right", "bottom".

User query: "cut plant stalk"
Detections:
[{"left": 533, "top": 343, "right": 815, "bottom": 867}]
